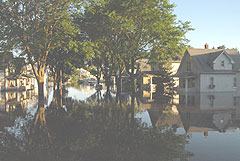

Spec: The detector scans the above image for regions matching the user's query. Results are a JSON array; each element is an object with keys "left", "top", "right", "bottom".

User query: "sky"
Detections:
[{"left": 171, "top": 0, "right": 240, "bottom": 50}]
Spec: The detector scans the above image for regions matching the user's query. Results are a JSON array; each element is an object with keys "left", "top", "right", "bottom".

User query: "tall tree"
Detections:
[
  {"left": 0, "top": 0, "right": 83, "bottom": 144},
  {"left": 117, "top": 0, "right": 191, "bottom": 94},
  {"left": 47, "top": 13, "right": 82, "bottom": 108},
  {"left": 0, "top": 0, "right": 80, "bottom": 106},
  {"left": 80, "top": 0, "right": 192, "bottom": 95}
]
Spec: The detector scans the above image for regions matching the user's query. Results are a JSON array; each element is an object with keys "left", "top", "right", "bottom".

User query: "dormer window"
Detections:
[{"left": 221, "top": 61, "right": 225, "bottom": 67}]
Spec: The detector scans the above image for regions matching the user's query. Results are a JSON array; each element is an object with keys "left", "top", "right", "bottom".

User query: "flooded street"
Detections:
[{"left": 0, "top": 85, "right": 240, "bottom": 161}]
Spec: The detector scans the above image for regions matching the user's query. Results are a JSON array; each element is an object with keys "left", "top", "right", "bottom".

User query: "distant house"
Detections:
[
  {"left": 137, "top": 59, "right": 181, "bottom": 90},
  {"left": 0, "top": 53, "right": 36, "bottom": 91},
  {"left": 176, "top": 44, "right": 240, "bottom": 92},
  {"left": 135, "top": 59, "right": 181, "bottom": 102}
]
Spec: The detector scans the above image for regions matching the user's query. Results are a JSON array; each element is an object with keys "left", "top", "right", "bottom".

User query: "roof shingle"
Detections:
[{"left": 186, "top": 48, "right": 240, "bottom": 73}]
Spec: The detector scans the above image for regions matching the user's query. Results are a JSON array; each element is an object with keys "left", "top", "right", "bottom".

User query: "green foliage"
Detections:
[
  {"left": 0, "top": 0, "right": 82, "bottom": 86},
  {"left": 76, "top": 0, "right": 193, "bottom": 87},
  {"left": 217, "top": 45, "right": 226, "bottom": 49}
]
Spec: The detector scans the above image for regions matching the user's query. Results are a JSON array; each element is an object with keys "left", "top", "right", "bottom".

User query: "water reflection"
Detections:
[
  {"left": 178, "top": 92, "right": 240, "bottom": 133},
  {"left": 67, "top": 84, "right": 104, "bottom": 101},
  {"left": 2, "top": 84, "right": 240, "bottom": 161},
  {"left": 0, "top": 90, "right": 38, "bottom": 130},
  {"left": 0, "top": 98, "right": 192, "bottom": 161},
  {"left": 0, "top": 90, "right": 37, "bottom": 113}
]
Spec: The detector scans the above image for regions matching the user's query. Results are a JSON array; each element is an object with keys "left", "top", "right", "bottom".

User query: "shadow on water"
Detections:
[{"left": 0, "top": 88, "right": 193, "bottom": 161}]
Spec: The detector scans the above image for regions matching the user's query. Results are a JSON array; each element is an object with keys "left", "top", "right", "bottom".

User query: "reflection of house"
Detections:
[
  {"left": 0, "top": 90, "right": 38, "bottom": 130},
  {"left": 147, "top": 105, "right": 182, "bottom": 128},
  {"left": 179, "top": 92, "right": 240, "bottom": 110},
  {"left": 0, "top": 90, "right": 37, "bottom": 113},
  {"left": 135, "top": 104, "right": 182, "bottom": 128},
  {"left": 177, "top": 92, "right": 240, "bottom": 134},
  {"left": 176, "top": 44, "right": 240, "bottom": 92}
]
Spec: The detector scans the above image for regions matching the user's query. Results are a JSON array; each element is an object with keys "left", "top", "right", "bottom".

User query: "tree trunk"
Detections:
[
  {"left": 97, "top": 76, "right": 100, "bottom": 85},
  {"left": 116, "top": 69, "right": 122, "bottom": 104},
  {"left": 53, "top": 70, "right": 57, "bottom": 91},
  {"left": 115, "top": 74, "right": 119, "bottom": 104},
  {"left": 106, "top": 75, "right": 110, "bottom": 92},
  {"left": 97, "top": 67, "right": 101, "bottom": 85},
  {"left": 130, "top": 94, "right": 136, "bottom": 127},
  {"left": 37, "top": 79, "right": 44, "bottom": 108},
  {"left": 56, "top": 68, "right": 63, "bottom": 108},
  {"left": 130, "top": 57, "right": 135, "bottom": 95}
]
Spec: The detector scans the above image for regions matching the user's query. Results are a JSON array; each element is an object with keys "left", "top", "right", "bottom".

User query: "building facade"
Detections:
[
  {"left": 176, "top": 46, "right": 240, "bottom": 93},
  {"left": 0, "top": 56, "right": 37, "bottom": 92}
]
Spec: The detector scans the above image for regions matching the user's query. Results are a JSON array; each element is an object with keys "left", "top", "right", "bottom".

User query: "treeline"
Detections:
[{"left": 0, "top": 0, "right": 192, "bottom": 105}]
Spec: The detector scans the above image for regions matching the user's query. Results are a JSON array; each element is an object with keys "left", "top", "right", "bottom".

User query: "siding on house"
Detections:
[{"left": 200, "top": 73, "right": 236, "bottom": 92}]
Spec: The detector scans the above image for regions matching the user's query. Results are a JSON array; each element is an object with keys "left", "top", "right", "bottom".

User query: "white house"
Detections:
[{"left": 176, "top": 45, "right": 240, "bottom": 93}]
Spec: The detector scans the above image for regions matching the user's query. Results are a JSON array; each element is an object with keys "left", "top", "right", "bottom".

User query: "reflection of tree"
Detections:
[
  {"left": 0, "top": 100, "right": 193, "bottom": 161},
  {"left": 86, "top": 90, "right": 114, "bottom": 106},
  {"left": 25, "top": 106, "right": 52, "bottom": 161}
]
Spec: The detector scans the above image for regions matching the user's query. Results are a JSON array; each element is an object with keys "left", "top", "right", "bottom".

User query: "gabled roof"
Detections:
[
  {"left": 212, "top": 51, "right": 234, "bottom": 64},
  {"left": 185, "top": 48, "right": 240, "bottom": 73},
  {"left": 186, "top": 48, "right": 239, "bottom": 56}
]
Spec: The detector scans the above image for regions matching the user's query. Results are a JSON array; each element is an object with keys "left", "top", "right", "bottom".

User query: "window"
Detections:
[
  {"left": 187, "top": 61, "right": 191, "bottom": 71},
  {"left": 209, "top": 77, "right": 215, "bottom": 89},
  {"left": 234, "top": 77, "right": 237, "bottom": 88},
  {"left": 221, "top": 61, "right": 225, "bottom": 67},
  {"left": 209, "top": 95, "right": 215, "bottom": 107},
  {"left": 210, "top": 77, "right": 214, "bottom": 85}
]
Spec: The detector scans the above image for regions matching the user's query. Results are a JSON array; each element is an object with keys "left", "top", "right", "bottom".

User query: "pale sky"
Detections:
[{"left": 171, "top": 0, "right": 240, "bottom": 50}]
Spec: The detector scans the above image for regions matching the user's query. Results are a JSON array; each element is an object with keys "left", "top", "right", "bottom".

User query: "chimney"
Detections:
[
  {"left": 205, "top": 43, "right": 209, "bottom": 49},
  {"left": 204, "top": 131, "right": 208, "bottom": 136}
]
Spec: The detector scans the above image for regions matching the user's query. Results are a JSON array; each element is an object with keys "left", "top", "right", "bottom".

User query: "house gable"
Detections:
[
  {"left": 213, "top": 51, "right": 234, "bottom": 70},
  {"left": 177, "top": 50, "right": 200, "bottom": 75},
  {"left": 176, "top": 48, "right": 240, "bottom": 93}
]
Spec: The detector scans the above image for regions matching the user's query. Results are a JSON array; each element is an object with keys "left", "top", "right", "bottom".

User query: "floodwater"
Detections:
[{"left": 0, "top": 85, "right": 240, "bottom": 161}]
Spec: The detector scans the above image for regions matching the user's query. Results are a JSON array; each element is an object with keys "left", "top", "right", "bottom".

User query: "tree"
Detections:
[
  {"left": 119, "top": 0, "right": 191, "bottom": 93},
  {"left": 0, "top": 0, "right": 84, "bottom": 146},
  {"left": 79, "top": 0, "right": 192, "bottom": 96},
  {"left": 47, "top": 13, "right": 82, "bottom": 108},
  {"left": 0, "top": 0, "right": 80, "bottom": 106},
  {"left": 217, "top": 45, "right": 226, "bottom": 49},
  {"left": 76, "top": 1, "right": 114, "bottom": 91}
]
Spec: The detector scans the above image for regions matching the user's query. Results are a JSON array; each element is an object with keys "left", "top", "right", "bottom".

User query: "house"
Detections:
[
  {"left": 136, "top": 59, "right": 181, "bottom": 101},
  {"left": 176, "top": 44, "right": 240, "bottom": 93},
  {"left": 0, "top": 53, "right": 37, "bottom": 91}
]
